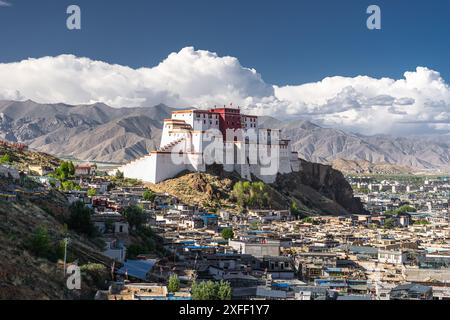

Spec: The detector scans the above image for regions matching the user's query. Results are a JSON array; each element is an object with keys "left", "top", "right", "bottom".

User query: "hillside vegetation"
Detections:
[
  {"left": 0, "top": 184, "right": 112, "bottom": 299},
  {"left": 0, "top": 141, "right": 60, "bottom": 171},
  {"left": 148, "top": 163, "right": 365, "bottom": 216},
  {"left": 331, "top": 158, "right": 413, "bottom": 175}
]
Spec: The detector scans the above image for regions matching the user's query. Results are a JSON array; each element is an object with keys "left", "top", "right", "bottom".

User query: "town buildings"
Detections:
[{"left": 3, "top": 147, "right": 449, "bottom": 301}]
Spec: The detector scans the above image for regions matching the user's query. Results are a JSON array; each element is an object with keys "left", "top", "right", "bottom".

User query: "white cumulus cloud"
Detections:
[
  {"left": 0, "top": 47, "right": 449, "bottom": 135},
  {"left": 274, "top": 67, "right": 450, "bottom": 134}
]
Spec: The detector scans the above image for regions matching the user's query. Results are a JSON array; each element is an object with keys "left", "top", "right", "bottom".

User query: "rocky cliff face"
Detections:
[
  {"left": 301, "top": 160, "right": 364, "bottom": 214},
  {"left": 274, "top": 160, "right": 366, "bottom": 215}
]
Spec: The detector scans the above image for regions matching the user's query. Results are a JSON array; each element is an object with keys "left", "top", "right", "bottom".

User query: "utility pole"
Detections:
[
  {"left": 111, "top": 261, "right": 116, "bottom": 281},
  {"left": 63, "top": 237, "right": 70, "bottom": 275}
]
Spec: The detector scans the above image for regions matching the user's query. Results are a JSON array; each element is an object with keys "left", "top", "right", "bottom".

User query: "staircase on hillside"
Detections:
[
  {"left": 157, "top": 138, "right": 186, "bottom": 152},
  {"left": 118, "top": 138, "right": 186, "bottom": 173}
]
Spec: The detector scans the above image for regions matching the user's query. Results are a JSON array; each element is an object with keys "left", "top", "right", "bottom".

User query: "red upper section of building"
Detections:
[
  {"left": 209, "top": 107, "right": 243, "bottom": 135},
  {"left": 169, "top": 106, "right": 257, "bottom": 139}
]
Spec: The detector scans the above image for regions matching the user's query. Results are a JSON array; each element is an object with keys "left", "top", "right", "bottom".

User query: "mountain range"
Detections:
[
  {"left": 0, "top": 100, "right": 171, "bottom": 163},
  {"left": 2, "top": 100, "right": 450, "bottom": 171},
  {"left": 259, "top": 117, "right": 450, "bottom": 171}
]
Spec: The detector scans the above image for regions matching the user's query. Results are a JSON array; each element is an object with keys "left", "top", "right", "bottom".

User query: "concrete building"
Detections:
[
  {"left": 103, "top": 239, "right": 127, "bottom": 262},
  {"left": 390, "top": 283, "right": 433, "bottom": 300},
  {"left": 228, "top": 239, "right": 281, "bottom": 258},
  {"left": 75, "top": 163, "right": 97, "bottom": 177},
  {"left": 92, "top": 211, "right": 129, "bottom": 235},
  {"left": 28, "top": 165, "right": 53, "bottom": 176},
  {"left": 378, "top": 249, "right": 408, "bottom": 265},
  {"left": 397, "top": 212, "right": 411, "bottom": 227}
]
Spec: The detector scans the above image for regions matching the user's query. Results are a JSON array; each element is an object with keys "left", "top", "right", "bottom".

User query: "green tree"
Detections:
[
  {"left": 290, "top": 202, "right": 300, "bottom": 217},
  {"left": 0, "top": 153, "right": 11, "bottom": 164},
  {"left": 68, "top": 161, "right": 75, "bottom": 176},
  {"left": 191, "top": 280, "right": 232, "bottom": 300},
  {"left": 384, "top": 217, "right": 397, "bottom": 229},
  {"left": 396, "top": 205, "right": 417, "bottom": 214},
  {"left": 56, "top": 162, "right": 68, "bottom": 181},
  {"left": 26, "top": 226, "right": 52, "bottom": 258},
  {"left": 232, "top": 181, "right": 247, "bottom": 207},
  {"left": 302, "top": 217, "right": 314, "bottom": 224},
  {"left": 124, "top": 205, "right": 145, "bottom": 231},
  {"left": 413, "top": 219, "right": 430, "bottom": 225},
  {"left": 251, "top": 182, "right": 269, "bottom": 208},
  {"left": 61, "top": 180, "right": 81, "bottom": 191},
  {"left": 384, "top": 210, "right": 396, "bottom": 216},
  {"left": 55, "top": 161, "right": 76, "bottom": 181},
  {"left": 68, "top": 201, "right": 95, "bottom": 236},
  {"left": 232, "top": 181, "right": 270, "bottom": 209},
  {"left": 216, "top": 281, "right": 232, "bottom": 300},
  {"left": 385, "top": 205, "right": 417, "bottom": 217},
  {"left": 87, "top": 188, "right": 97, "bottom": 197},
  {"left": 191, "top": 281, "right": 216, "bottom": 300},
  {"left": 25, "top": 227, "right": 65, "bottom": 262},
  {"left": 143, "top": 190, "right": 156, "bottom": 202},
  {"left": 168, "top": 274, "right": 180, "bottom": 293},
  {"left": 221, "top": 228, "right": 234, "bottom": 240},
  {"left": 115, "top": 170, "right": 124, "bottom": 179}
]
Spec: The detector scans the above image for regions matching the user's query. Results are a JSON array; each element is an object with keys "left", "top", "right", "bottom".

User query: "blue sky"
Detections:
[
  {"left": 0, "top": 0, "right": 449, "bottom": 136},
  {"left": 0, "top": 0, "right": 449, "bottom": 85}
]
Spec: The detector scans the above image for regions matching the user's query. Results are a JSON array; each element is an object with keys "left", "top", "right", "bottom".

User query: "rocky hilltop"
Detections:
[
  {"left": 274, "top": 159, "right": 366, "bottom": 215},
  {"left": 0, "top": 140, "right": 61, "bottom": 171},
  {"left": 149, "top": 163, "right": 366, "bottom": 216}
]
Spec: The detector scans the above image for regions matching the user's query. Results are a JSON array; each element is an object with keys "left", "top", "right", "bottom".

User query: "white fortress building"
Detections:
[{"left": 115, "top": 106, "right": 301, "bottom": 184}]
